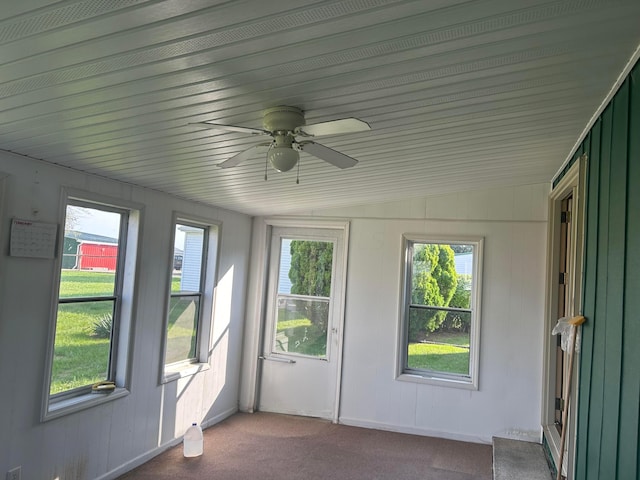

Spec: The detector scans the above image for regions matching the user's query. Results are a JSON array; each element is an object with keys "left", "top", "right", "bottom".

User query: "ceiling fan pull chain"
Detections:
[
  {"left": 296, "top": 158, "right": 300, "bottom": 184},
  {"left": 264, "top": 153, "right": 268, "bottom": 181}
]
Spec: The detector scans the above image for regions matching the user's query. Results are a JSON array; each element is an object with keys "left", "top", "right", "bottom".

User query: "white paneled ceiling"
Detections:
[{"left": 1, "top": 0, "right": 639, "bottom": 215}]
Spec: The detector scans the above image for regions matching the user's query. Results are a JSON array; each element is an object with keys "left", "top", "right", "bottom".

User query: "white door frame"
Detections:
[
  {"left": 542, "top": 155, "right": 586, "bottom": 479},
  {"left": 239, "top": 217, "right": 349, "bottom": 423}
]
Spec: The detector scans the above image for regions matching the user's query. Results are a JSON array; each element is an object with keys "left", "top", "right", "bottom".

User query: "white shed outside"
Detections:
[
  {"left": 179, "top": 225, "right": 204, "bottom": 292},
  {"left": 278, "top": 238, "right": 292, "bottom": 294}
]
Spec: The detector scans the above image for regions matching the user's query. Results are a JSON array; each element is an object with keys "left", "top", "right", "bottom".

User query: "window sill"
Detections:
[
  {"left": 162, "top": 362, "right": 210, "bottom": 383},
  {"left": 43, "top": 387, "right": 129, "bottom": 422},
  {"left": 397, "top": 372, "right": 478, "bottom": 390}
]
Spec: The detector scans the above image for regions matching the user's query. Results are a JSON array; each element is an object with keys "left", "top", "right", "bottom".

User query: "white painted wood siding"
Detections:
[
  {"left": 0, "top": 150, "right": 251, "bottom": 479},
  {"left": 241, "top": 183, "right": 548, "bottom": 444}
]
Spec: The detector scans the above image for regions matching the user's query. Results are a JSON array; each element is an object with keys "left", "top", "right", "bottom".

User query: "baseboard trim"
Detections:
[
  {"left": 96, "top": 406, "right": 238, "bottom": 480},
  {"left": 338, "top": 416, "right": 491, "bottom": 445}
]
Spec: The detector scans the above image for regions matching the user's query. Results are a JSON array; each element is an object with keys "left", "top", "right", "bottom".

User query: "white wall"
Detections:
[
  {"left": 242, "top": 184, "right": 549, "bottom": 444},
  {"left": 0, "top": 151, "right": 252, "bottom": 479}
]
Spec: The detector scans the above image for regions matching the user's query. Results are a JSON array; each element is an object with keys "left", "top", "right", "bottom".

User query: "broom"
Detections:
[{"left": 556, "top": 315, "right": 586, "bottom": 480}]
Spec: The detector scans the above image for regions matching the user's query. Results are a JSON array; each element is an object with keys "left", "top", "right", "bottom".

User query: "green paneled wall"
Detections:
[{"left": 575, "top": 62, "right": 640, "bottom": 479}]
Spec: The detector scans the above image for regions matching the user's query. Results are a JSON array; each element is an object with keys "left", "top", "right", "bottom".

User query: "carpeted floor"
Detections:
[{"left": 118, "top": 412, "right": 493, "bottom": 480}]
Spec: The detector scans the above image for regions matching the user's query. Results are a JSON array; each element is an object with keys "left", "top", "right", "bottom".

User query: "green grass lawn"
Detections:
[
  {"left": 164, "top": 296, "right": 198, "bottom": 364},
  {"left": 50, "top": 270, "right": 184, "bottom": 394},
  {"left": 51, "top": 270, "right": 470, "bottom": 393},
  {"left": 274, "top": 312, "right": 470, "bottom": 372},
  {"left": 275, "top": 315, "right": 327, "bottom": 357},
  {"left": 57, "top": 270, "right": 116, "bottom": 297},
  {"left": 51, "top": 302, "right": 112, "bottom": 394},
  {"left": 50, "top": 271, "right": 114, "bottom": 394},
  {"left": 407, "top": 331, "right": 470, "bottom": 375}
]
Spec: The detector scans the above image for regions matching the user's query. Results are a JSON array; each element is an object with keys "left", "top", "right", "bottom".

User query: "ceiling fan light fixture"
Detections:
[
  {"left": 200, "top": 106, "right": 367, "bottom": 171},
  {"left": 268, "top": 146, "right": 299, "bottom": 172}
]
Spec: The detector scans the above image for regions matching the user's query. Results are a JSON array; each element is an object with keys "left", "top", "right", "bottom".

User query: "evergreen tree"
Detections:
[
  {"left": 410, "top": 244, "right": 458, "bottom": 335},
  {"left": 289, "top": 240, "right": 334, "bottom": 331},
  {"left": 289, "top": 240, "right": 333, "bottom": 297}
]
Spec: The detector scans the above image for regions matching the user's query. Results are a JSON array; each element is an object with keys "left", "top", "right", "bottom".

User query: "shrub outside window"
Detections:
[
  {"left": 45, "top": 196, "right": 138, "bottom": 419},
  {"left": 399, "top": 235, "right": 483, "bottom": 389}
]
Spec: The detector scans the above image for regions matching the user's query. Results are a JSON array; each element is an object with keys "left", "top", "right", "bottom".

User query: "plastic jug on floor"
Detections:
[{"left": 183, "top": 423, "right": 203, "bottom": 457}]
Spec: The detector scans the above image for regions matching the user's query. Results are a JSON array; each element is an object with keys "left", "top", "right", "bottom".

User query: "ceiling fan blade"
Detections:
[
  {"left": 299, "top": 141, "right": 358, "bottom": 169},
  {"left": 192, "top": 122, "right": 271, "bottom": 136},
  {"left": 296, "top": 118, "right": 370, "bottom": 137},
  {"left": 218, "top": 143, "right": 271, "bottom": 168}
]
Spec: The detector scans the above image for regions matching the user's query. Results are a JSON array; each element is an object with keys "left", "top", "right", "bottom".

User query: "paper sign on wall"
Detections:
[{"left": 9, "top": 218, "right": 58, "bottom": 259}]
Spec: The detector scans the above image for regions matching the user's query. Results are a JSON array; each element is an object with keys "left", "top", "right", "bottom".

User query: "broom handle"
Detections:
[{"left": 556, "top": 315, "right": 585, "bottom": 480}]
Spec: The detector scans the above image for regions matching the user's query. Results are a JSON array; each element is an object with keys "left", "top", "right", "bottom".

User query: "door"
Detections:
[
  {"left": 542, "top": 154, "right": 586, "bottom": 480},
  {"left": 258, "top": 226, "right": 346, "bottom": 420},
  {"left": 555, "top": 194, "right": 573, "bottom": 429}
]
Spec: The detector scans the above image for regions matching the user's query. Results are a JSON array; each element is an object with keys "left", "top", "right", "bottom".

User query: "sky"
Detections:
[
  {"left": 68, "top": 206, "right": 185, "bottom": 249},
  {"left": 73, "top": 208, "right": 120, "bottom": 238}
]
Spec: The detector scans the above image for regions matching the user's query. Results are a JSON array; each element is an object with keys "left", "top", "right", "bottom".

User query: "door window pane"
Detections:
[
  {"left": 285, "top": 240, "right": 333, "bottom": 297},
  {"left": 273, "top": 238, "right": 334, "bottom": 358},
  {"left": 275, "top": 297, "right": 329, "bottom": 357}
]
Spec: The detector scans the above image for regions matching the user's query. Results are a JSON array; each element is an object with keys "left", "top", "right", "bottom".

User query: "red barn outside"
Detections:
[{"left": 77, "top": 242, "right": 118, "bottom": 271}]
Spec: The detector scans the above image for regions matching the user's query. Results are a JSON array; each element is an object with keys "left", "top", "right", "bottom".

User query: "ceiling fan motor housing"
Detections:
[{"left": 262, "top": 105, "right": 305, "bottom": 133}]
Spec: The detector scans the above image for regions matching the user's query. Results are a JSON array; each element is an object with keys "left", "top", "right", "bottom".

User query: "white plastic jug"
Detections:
[{"left": 183, "top": 423, "right": 203, "bottom": 457}]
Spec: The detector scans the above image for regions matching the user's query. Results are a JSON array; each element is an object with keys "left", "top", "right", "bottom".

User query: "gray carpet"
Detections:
[
  {"left": 492, "top": 437, "right": 552, "bottom": 480},
  {"left": 119, "top": 412, "right": 493, "bottom": 479}
]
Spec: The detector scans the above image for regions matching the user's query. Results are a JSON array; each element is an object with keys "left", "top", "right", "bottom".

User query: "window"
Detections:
[
  {"left": 398, "top": 235, "right": 483, "bottom": 388},
  {"left": 44, "top": 196, "right": 139, "bottom": 419},
  {"left": 163, "top": 216, "right": 218, "bottom": 377},
  {"left": 272, "top": 237, "right": 333, "bottom": 359}
]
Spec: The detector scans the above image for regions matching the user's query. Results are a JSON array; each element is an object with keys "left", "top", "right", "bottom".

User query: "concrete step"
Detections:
[{"left": 493, "top": 437, "right": 553, "bottom": 480}]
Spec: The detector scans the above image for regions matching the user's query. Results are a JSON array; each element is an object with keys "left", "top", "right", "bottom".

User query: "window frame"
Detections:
[
  {"left": 397, "top": 234, "right": 483, "bottom": 390},
  {"left": 42, "top": 191, "right": 141, "bottom": 421},
  {"left": 161, "top": 213, "right": 220, "bottom": 382},
  {"left": 268, "top": 234, "right": 337, "bottom": 361}
]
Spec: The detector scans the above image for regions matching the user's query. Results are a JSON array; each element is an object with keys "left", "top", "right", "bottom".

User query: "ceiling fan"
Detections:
[{"left": 193, "top": 106, "right": 370, "bottom": 174}]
